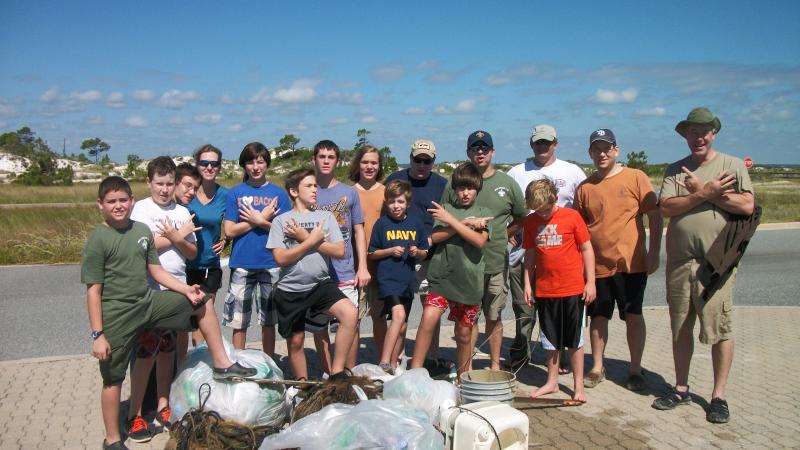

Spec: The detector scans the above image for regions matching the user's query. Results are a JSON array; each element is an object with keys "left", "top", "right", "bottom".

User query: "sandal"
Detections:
[
  {"left": 584, "top": 370, "right": 605, "bottom": 388},
  {"left": 707, "top": 398, "right": 730, "bottom": 423},
  {"left": 652, "top": 387, "right": 691, "bottom": 410},
  {"left": 379, "top": 362, "right": 394, "bottom": 375}
]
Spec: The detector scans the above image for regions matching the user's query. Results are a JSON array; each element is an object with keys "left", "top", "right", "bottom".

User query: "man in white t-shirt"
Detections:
[{"left": 506, "top": 124, "right": 586, "bottom": 370}]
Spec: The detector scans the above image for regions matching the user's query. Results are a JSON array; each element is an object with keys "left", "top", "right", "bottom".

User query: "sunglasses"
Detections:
[
  {"left": 412, "top": 157, "right": 434, "bottom": 165},
  {"left": 198, "top": 160, "right": 221, "bottom": 168},
  {"left": 468, "top": 145, "right": 492, "bottom": 154}
]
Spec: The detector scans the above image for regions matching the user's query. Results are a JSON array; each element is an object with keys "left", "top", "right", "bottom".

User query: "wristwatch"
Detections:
[{"left": 91, "top": 330, "right": 104, "bottom": 340}]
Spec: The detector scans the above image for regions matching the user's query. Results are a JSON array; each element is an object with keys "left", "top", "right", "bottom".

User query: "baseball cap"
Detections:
[
  {"left": 675, "top": 107, "right": 721, "bottom": 136},
  {"left": 589, "top": 129, "right": 616, "bottom": 146},
  {"left": 530, "top": 124, "right": 557, "bottom": 143},
  {"left": 467, "top": 130, "right": 493, "bottom": 149},
  {"left": 411, "top": 139, "right": 436, "bottom": 158}
]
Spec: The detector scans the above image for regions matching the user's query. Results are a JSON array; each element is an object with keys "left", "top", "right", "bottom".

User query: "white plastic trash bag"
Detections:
[
  {"left": 169, "top": 340, "right": 288, "bottom": 427},
  {"left": 259, "top": 399, "right": 444, "bottom": 450},
  {"left": 349, "top": 362, "right": 400, "bottom": 383},
  {"left": 383, "top": 368, "right": 458, "bottom": 428}
]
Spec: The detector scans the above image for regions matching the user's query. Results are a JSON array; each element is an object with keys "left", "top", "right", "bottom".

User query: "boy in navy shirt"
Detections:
[{"left": 368, "top": 180, "right": 429, "bottom": 373}]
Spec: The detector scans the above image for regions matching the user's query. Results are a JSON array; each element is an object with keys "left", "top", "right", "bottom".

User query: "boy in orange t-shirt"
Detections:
[{"left": 523, "top": 178, "right": 596, "bottom": 402}]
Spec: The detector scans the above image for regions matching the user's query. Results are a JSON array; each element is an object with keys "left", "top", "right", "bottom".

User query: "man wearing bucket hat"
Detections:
[
  {"left": 653, "top": 107, "right": 754, "bottom": 424},
  {"left": 506, "top": 125, "right": 586, "bottom": 371}
]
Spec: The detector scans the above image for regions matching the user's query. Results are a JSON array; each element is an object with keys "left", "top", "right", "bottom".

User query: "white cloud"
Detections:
[
  {"left": 324, "top": 92, "right": 363, "bottom": 105},
  {"left": 594, "top": 110, "right": 617, "bottom": 118},
  {"left": 484, "top": 74, "right": 513, "bottom": 86},
  {"left": 194, "top": 113, "right": 222, "bottom": 124},
  {"left": 228, "top": 123, "right": 243, "bottom": 132},
  {"left": 0, "top": 103, "right": 17, "bottom": 117},
  {"left": 370, "top": 64, "right": 405, "bottom": 81},
  {"left": 106, "top": 92, "right": 125, "bottom": 108},
  {"left": 168, "top": 116, "right": 188, "bottom": 125},
  {"left": 404, "top": 107, "right": 425, "bottom": 115},
  {"left": 86, "top": 115, "right": 104, "bottom": 125},
  {"left": 362, "top": 115, "right": 378, "bottom": 124},
  {"left": 433, "top": 105, "right": 450, "bottom": 115},
  {"left": 634, "top": 106, "right": 666, "bottom": 117},
  {"left": 453, "top": 98, "right": 478, "bottom": 113},
  {"left": 125, "top": 116, "right": 148, "bottom": 128},
  {"left": 69, "top": 90, "right": 102, "bottom": 103},
  {"left": 592, "top": 88, "right": 639, "bottom": 104},
  {"left": 328, "top": 117, "right": 349, "bottom": 125},
  {"left": 157, "top": 89, "right": 199, "bottom": 108},
  {"left": 273, "top": 79, "right": 318, "bottom": 103},
  {"left": 249, "top": 88, "right": 271, "bottom": 104},
  {"left": 131, "top": 89, "right": 156, "bottom": 101},
  {"left": 219, "top": 94, "right": 235, "bottom": 105},
  {"left": 40, "top": 88, "right": 60, "bottom": 103}
]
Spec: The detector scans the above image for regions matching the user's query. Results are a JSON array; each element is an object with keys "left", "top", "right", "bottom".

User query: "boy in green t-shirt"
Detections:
[
  {"left": 410, "top": 163, "right": 490, "bottom": 377},
  {"left": 82, "top": 176, "right": 256, "bottom": 450}
]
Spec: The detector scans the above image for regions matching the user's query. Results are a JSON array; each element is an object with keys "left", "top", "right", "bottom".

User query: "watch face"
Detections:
[{"left": 91, "top": 331, "right": 102, "bottom": 339}]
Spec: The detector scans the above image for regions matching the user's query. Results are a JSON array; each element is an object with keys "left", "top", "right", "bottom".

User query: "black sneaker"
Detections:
[
  {"left": 707, "top": 398, "right": 730, "bottom": 423},
  {"left": 125, "top": 415, "right": 152, "bottom": 443},
  {"left": 652, "top": 388, "right": 691, "bottom": 410},
  {"left": 155, "top": 406, "right": 171, "bottom": 430},
  {"left": 102, "top": 440, "right": 130, "bottom": 450},
  {"left": 212, "top": 361, "right": 257, "bottom": 380}
]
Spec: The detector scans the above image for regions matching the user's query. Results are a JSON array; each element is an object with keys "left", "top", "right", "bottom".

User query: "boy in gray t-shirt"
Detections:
[{"left": 266, "top": 168, "right": 358, "bottom": 380}]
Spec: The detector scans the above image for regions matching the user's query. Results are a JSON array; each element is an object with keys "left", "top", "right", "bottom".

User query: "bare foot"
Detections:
[
  {"left": 572, "top": 390, "right": 587, "bottom": 403},
  {"left": 529, "top": 383, "right": 560, "bottom": 399}
]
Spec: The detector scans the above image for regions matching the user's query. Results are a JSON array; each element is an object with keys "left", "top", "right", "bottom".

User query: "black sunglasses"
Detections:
[
  {"left": 413, "top": 157, "right": 434, "bottom": 164},
  {"left": 198, "top": 160, "right": 221, "bottom": 168}
]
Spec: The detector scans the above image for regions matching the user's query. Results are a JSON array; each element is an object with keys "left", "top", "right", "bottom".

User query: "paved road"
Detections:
[{"left": 1, "top": 228, "right": 798, "bottom": 361}]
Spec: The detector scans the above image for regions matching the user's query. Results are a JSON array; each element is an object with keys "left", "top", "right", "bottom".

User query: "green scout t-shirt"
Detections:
[
  {"left": 427, "top": 202, "right": 492, "bottom": 306},
  {"left": 81, "top": 221, "right": 160, "bottom": 302},
  {"left": 443, "top": 171, "right": 527, "bottom": 274},
  {"left": 659, "top": 151, "right": 754, "bottom": 267}
]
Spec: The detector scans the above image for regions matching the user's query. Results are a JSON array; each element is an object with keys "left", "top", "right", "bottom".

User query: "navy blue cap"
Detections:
[
  {"left": 589, "top": 129, "right": 616, "bottom": 146},
  {"left": 467, "top": 130, "right": 493, "bottom": 148}
]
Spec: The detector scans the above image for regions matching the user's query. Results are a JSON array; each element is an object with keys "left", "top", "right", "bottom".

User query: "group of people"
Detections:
[{"left": 83, "top": 106, "right": 754, "bottom": 449}]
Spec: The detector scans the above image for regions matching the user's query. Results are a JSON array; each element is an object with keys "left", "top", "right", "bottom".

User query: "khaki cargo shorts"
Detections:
[{"left": 666, "top": 259, "right": 735, "bottom": 345}]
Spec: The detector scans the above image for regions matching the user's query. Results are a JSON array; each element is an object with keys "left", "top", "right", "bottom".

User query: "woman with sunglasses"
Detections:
[
  {"left": 186, "top": 144, "right": 228, "bottom": 345},
  {"left": 348, "top": 145, "right": 387, "bottom": 358}
]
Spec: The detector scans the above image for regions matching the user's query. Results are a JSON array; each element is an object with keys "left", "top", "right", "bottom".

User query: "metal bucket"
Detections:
[{"left": 459, "top": 369, "right": 516, "bottom": 404}]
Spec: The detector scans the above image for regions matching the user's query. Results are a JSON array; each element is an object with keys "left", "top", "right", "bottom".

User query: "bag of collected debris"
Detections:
[
  {"left": 259, "top": 399, "right": 444, "bottom": 450},
  {"left": 169, "top": 340, "right": 289, "bottom": 427},
  {"left": 383, "top": 367, "right": 458, "bottom": 428}
]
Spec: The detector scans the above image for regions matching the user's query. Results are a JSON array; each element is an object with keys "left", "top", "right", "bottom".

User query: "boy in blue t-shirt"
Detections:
[
  {"left": 222, "top": 142, "right": 292, "bottom": 355},
  {"left": 368, "top": 180, "right": 429, "bottom": 373}
]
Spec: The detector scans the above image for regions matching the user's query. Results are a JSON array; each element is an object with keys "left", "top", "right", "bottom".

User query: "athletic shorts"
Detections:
[
  {"left": 134, "top": 328, "right": 176, "bottom": 358},
  {"left": 667, "top": 259, "right": 735, "bottom": 345},
  {"left": 305, "top": 280, "right": 357, "bottom": 333},
  {"left": 379, "top": 294, "right": 413, "bottom": 322},
  {"left": 100, "top": 290, "right": 199, "bottom": 386},
  {"left": 425, "top": 292, "right": 481, "bottom": 328},
  {"left": 221, "top": 267, "right": 279, "bottom": 329},
  {"left": 481, "top": 270, "right": 509, "bottom": 321},
  {"left": 588, "top": 272, "right": 647, "bottom": 320},
  {"left": 536, "top": 295, "right": 585, "bottom": 351},
  {"left": 186, "top": 267, "right": 223, "bottom": 293},
  {"left": 273, "top": 280, "right": 347, "bottom": 338}
]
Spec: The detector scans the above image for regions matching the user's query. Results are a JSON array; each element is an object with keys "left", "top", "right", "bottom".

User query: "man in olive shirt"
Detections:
[
  {"left": 442, "top": 130, "right": 528, "bottom": 370},
  {"left": 652, "top": 107, "right": 754, "bottom": 424}
]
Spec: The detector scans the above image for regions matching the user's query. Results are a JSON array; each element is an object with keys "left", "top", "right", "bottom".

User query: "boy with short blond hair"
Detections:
[
  {"left": 83, "top": 176, "right": 255, "bottom": 450},
  {"left": 368, "top": 180, "right": 429, "bottom": 373},
  {"left": 522, "top": 178, "right": 596, "bottom": 403}
]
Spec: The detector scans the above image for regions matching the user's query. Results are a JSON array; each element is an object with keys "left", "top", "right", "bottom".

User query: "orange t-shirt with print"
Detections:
[{"left": 523, "top": 206, "right": 590, "bottom": 298}]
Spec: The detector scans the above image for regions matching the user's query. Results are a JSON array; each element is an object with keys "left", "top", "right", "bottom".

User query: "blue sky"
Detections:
[{"left": 1, "top": 1, "right": 799, "bottom": 164}]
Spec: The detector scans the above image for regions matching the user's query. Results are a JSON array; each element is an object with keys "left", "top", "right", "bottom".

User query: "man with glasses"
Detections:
[
  {"left": 385, "top": 140, "right": 448, "bottom": 366},
  {"left": 652, "top": 108, "right": 754, "bottom": 424},
  {"left": 506, "top": 125, "right": 586, "bottom": 371},
  {"left": 441, "top": 131, "right": 527, "bottom": 370},
  {"left": 573, "top": 129, "right": 662, "bottom": 392}
]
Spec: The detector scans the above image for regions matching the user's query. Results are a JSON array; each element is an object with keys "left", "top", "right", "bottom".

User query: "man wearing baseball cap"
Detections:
[
  {"left": 441, "top": 130, "right": 527, "bottom": 370},
  {"left": 384, "top": 139, "right": 449, "bottom": 367},
  {"left": 653, "top": 107, "right": 754, "bottom": 424},
  {"left": 573, "top": 129, "right": 663, "bottom": 392},
  {"left": 506, "top": 125, "right": 587, "bottom": 371}
]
